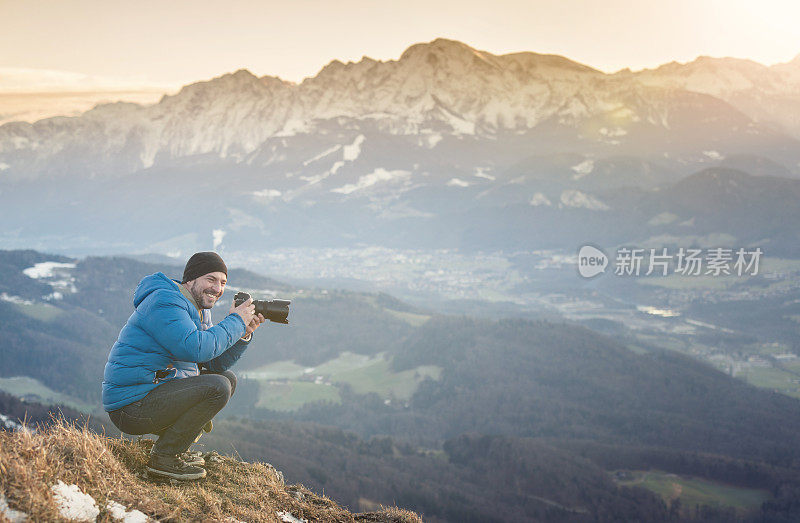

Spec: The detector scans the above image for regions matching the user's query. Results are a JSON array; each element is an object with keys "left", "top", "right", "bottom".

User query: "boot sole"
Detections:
[{"left": 146, "top": 466, "right": 206, "bottom": 480}]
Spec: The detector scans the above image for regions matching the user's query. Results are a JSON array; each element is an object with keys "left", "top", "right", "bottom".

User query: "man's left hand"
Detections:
[{"left": 243, "top": 313, "right": 266, "bottom": 338}]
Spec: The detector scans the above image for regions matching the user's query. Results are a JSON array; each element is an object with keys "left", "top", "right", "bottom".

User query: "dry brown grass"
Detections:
[{"left": 0, "top": 419, "right": 422, "bottom": 522}]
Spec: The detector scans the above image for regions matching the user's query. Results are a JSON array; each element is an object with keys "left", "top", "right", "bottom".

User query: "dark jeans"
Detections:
[{"left": 108, "top": 370, "right": 236, "bottom": 457}]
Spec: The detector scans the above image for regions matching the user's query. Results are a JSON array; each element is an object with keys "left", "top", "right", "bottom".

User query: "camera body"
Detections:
[{"left": 234, "top": 291, "right": 291, "bottom": 324}]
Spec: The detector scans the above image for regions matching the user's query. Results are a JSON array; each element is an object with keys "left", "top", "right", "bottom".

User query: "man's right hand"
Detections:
[{"left": 230, "top": 297, "right": 256, "bottom": 326}]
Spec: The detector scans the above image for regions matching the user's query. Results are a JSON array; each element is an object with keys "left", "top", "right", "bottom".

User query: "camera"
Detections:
[{"left": 234, "top": 291, "right": 291, "bottom": 324}]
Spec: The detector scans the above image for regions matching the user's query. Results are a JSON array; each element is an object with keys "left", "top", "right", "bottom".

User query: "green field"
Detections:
[
  {"left": 255, "top": 381, "right": 341, "bottom": 411},
  {"left": 245, "top": 352, "right": 442, "bottom": 411},
  {"left": 383, "top": 308, "right": 431, "bottom": 326},
  {"left": 12, "top": 301, "right": 64, "bottom": 321},
  {"left": 241, "top": 360, "right": 308, "bottom": 380},
  {"left": 752, "top": 342, "right": 793, "bottom": 356},
  {"left": 740, "top": 367, "right": 800, "bottom": 398},
  {"left": 0, "top": 376, "right": 94, "bottom": 413},
  {"left": 779, "top": 359, "right": 800, "bottom": 373},
  {"left": 614, "top": 470, "right": 771, "bottom": 513},
  {"left": 327, "top": 358, "right": 441, "bottom": 399}
]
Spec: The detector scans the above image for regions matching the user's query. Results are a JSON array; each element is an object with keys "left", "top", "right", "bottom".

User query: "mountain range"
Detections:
[{"left": 1, "top": 38, "right": 799, "bottom": 256}]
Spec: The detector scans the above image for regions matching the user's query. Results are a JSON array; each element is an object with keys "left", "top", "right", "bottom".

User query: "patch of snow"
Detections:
[
  {"left": 703, "top": 150, "right": 724, "bottom": 160},
  {"left": 0, "top": 162, "right": 9, "bottom": 171},
  {"left": 302, "top": 145, "right": 342, "bottom": 166},
  {"left": 529, "top": 193, "right": 552, "bottom": 206},
  {"left": 0, "top": 410, "right": 35, "bottom": 434},
  {"left": 329, "top": 161, "right": 345, "bottom": 174},
  {"left": 22, "top": 262, "right": 75, "bottom": 279},
  {"left": 51, "top": 279, "right": 77, "bottom": 294},
  {"left": 277, "top": 511, "right": 308, "bottom": 523},
  {"left": 166, "top": 250, "right": 181, "bottom": 258},
  {"left": 342, "top": 135, "right": 365, "bottom": 161},
  {"left": 10, "top": 137, "right": 30, "bottom": 149},
  {"left": 331, "top": 168, "right": 411, "bottom": 195},
  {"left": 647, "top": 212, "right": 679, "bottom": 226},
  {"left": 51, "top": 481, "right": 99, "bottom": 522},
  {"left": 106, "top": 500, "right": 152, "bottom": 523},
  {"left": 22, "top": 262, "right": 77, "bottom": 295},
  {"left": 253, "top": 189, "right": 282, "bottom": 200},
  {"left": 300, "top": 161, "right": 346, "bottom": 186},
  {"left": 1, "top": 412, "right": 24, "bottom": 432},
  {"left": 274, "top": 119, "right": 309, "bottom": 137},
  {"left": 0, "top": 493, "right": 28, "bottom": 522},
  {"left": 446, "top": 114, "right": 476, "bottom": 135},
  {"left": 557, "top": 97, "right": 590, "bottom": 122},
  {"left": 0, "top": 293, "right": 34, "bottom": 305},
  {"left": 599, "top": 127, "right": 627, "bottom": 137},
  {"left": 474, "top": 167, "right": 495, "bottom": 180},
  {"left": 422, "top": 132, "right": 443, "bottom": 148},
  {"left": 212, "top": 229, "right": 226, "bottom": 251},
  {"left": 571, "top": 159, "right": 594, "bottom": 180},
  {"left": 447, "top": 178, "right": 470, "bottom": 187},
  {"left": 559, "top": 190, "right": 609, "bottom": 211}
]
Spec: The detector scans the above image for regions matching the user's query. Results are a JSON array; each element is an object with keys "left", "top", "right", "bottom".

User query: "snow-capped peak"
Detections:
[{"left": 2, "top": 37, "right": 799, "bottom": 181}]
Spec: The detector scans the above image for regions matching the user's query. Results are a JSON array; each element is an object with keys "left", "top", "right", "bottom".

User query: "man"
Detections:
[{"left": 102, "top": 252, "right": 264, "bottom": 480}]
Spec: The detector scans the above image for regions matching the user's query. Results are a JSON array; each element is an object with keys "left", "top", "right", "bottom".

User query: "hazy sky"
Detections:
[{"left": 2, "top": 0, "right": 800, "bottom": 91}]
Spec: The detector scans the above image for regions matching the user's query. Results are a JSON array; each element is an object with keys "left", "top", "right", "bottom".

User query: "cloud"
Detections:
[{"left": 0, "top": 67, "right": 177, "bottom": 93}]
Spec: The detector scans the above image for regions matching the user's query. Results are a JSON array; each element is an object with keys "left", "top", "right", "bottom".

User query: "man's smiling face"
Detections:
[{"left": 185, "top": 271, "right": 227, "bottom": 309}]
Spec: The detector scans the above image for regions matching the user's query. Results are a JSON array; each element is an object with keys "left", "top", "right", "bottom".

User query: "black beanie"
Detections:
[{"left": 182, "top": 252, "right": 228, "bottom": 283}]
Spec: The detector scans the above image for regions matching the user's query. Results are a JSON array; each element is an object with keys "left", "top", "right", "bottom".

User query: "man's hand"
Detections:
[
  {"left": 230, "top": 297, "right": 256, "bottom": 326},
  {"left": 243, "top": 313, "right": 266, "bottom": 338}
]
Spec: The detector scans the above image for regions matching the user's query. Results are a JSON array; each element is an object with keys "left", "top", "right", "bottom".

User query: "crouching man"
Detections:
[{"left": 102, "top": 252, "right": 264, "bottom": 480}]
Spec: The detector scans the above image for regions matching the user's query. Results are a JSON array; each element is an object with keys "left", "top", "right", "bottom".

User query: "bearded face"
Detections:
[{"left": 185, "top": 271, "right": 226, "bottom": 309}]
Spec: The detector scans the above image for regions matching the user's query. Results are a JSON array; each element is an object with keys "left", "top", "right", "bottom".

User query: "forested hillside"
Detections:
[{"left": 3, "top": 249, "right": 800, "bottom": 521}]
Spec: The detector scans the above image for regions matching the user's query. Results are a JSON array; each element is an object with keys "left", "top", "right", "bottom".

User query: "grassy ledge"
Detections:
[{"left": 0, "top": 419, "right": 421, "bottom": 522}]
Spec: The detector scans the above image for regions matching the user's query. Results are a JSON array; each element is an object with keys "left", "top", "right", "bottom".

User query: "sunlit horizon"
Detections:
[
  {"left": 2, "top": 41, "right": 799, "bottom": 95},
  {"left": 3, "top": 0, "right": 800, "bottom": 92}
]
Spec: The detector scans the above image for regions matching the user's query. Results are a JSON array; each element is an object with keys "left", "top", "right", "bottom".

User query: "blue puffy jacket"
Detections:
[{"left": 102, "top": 272, "right": 249, "bottom": 411}]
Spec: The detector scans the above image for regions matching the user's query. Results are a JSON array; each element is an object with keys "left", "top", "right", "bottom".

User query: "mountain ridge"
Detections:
[{"left": 3, "top": 38, "right": 797, "bottom": 182}]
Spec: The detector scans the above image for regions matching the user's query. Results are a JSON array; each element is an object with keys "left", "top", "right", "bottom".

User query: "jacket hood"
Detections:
[{"left": 133, "top": 272, "right": 180, "bottom": 308}]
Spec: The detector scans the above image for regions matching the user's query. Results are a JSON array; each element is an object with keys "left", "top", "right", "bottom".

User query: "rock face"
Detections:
[
  {"left": 2, "top": 38, "right": 799, "bottom": 181},
  {"left": 622, "top": 55, "right": 800, "bottom": 137}
]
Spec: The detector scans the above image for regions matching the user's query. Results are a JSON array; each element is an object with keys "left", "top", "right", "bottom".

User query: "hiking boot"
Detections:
[
  {"left": 180, "top": 450, "right": 206, "bottom": 466},
  {"left": 147, "top": 453, "right": 206, "bottom": 480}
]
